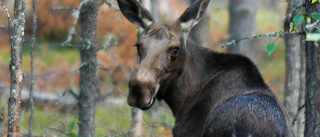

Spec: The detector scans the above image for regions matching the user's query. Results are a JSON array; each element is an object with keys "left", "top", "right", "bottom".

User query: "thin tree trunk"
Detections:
[
  {"left": 283, "top": 0, "right": 305, "bottom": 137},
  {"left": 129, "top": 107, "right": 143, "bottom": 137},
  {"left": 28, "top": 0, "right": 36, "bottom": 136},
  {"left": 7, "top": 0, "right": 25, "bottom": 136},
  {"left": 78, "top": 0, "right": 99, "bottom": 136},
  {"left": 305, "top": 1, "right": 320, "bottom": 137},
  {"left": 227, "top": 0, "right": 257, "bottom": 62}
]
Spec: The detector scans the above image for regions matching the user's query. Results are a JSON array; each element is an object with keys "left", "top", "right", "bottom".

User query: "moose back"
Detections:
[{"left": 117, "top": 0, "right": 295, "bottom": 136}]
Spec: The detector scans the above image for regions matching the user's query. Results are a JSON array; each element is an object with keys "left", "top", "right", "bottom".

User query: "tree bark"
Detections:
[
  {"left": 28, "top": 0, "right": 37, "bottom": 136},
  {"left": 283, "top": 0, "right": 305, "bottom": 137},
  {"left": 227, "top": 0, "right": 257, "bottom": 62},
  {"left": 7, "top": 0, "right": 25, "bottom": 136},
  {"left": 78, "top": 0, "right": 99, "bottom": 137},
  {"left": 129, "top": 107, "right": 143, "bottom": 137},
  {"left": 305, "top": 1, "right": 320, "bottom": 137}
]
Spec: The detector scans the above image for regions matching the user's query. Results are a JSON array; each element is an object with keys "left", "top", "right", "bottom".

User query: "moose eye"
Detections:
[{"left": 171, "top": 47, "right": 180, "bottom": 55}]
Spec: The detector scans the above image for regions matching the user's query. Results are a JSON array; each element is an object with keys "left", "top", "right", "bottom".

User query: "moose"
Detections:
[{"left": 117, "top": 0, "right": 295, "bottom": 136}]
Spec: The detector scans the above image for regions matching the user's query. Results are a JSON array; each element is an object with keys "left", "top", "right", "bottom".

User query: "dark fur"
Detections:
[
  {"left": 117, "top": 0, "right": 295, "bottom": 136},
  {"left": 161, "top": 39, "right": 293, "bottom": 137}
]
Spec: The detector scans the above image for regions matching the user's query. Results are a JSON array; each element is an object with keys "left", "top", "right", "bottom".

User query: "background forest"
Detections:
[{"left": 0, "top": 0, "right": 311, "bottom": 136}]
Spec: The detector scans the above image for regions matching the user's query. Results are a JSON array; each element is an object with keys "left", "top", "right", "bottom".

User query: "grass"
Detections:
[{"left": 0, "top": 99, "right": 174, "bottom": 137}]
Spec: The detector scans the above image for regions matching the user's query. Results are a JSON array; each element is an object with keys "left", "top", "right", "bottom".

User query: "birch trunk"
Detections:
[{"left": 7, "top": 0, "right": 25, "bottom": 136}]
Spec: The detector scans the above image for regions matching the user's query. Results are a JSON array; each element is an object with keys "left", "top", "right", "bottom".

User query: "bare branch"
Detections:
[
  {"left": 292, "top": 104, "right": 306, "bottom": 126},
  {"left": 99, "top": 0, "right": 112, "bottom": 7},
  {"left": 60, "top": 1, "right": 89, "bottom": 46},
  {"left": 306, "top": 20, "right": 320, "bottom": 32},
  {"left": 56, "top": 88, "right": 79, "bottom": 103},
  {"left": 222, "top": 31, "right": 305, "bottom": 48},
  {"left": 0, "top": 1, "right": 12, "bottom": 26},
  {"left": 97, "top": 35, "right": 118, "bottom": 51},
  {"left": 50, "top": 7, "right": 77, "bottom": 12},
  {"left": 99, "top": 0, "right": 119, "bottom": 10},
  {"left": 73, "top": 62, "right": 88, "bottom": 72},
  {"left": 66, "top": 88, "right": 79, "bottom": 100},
  {"left": 282, "top": 3, "right": 305, "bottom": 22}
]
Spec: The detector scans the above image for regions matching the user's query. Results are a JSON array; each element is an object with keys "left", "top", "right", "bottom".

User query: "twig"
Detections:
[
  {"left": 222, "top": 31, "right": 305, "bottom": 48},
  {"left": 306, "top": 20, "right": 320, "bottom": 32},
  {"left": 282, "top": 3, "right": 305, "bottom": 22},
  {"left": 28, "top": 0, "right": 37, "bottom": 136},
  {"left": 73, "top": 62, "right": 88, "bottom": 72},
  {"left": 99, "top": 0, "right": 112, "bottom": 7},
  {"left": 99, "top": 0, "right": 119, "bottom": 10},
  {"left": 56, "top": 88, "right": 79, "bottom": 104},
  {"left": 97, "top": 35, "right": 119, "bottom": 51},
  {"left": 66, "top": 88, "right": 79, "bottom": 100},
  {"left": 60, "top": 1, "right": 89, "bottom": 46},
  {"left": 50, "top": 7, "right": 77, "bottom": 12},
  {"left": 292, "top": 104, "right": 306, "bottom": 126},
  {"left": 0, "top": 1, "right": 12, "bottom": 27}
]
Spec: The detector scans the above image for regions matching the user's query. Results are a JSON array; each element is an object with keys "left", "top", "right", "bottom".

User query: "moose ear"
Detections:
[
  {"left": 179, "top": 0, "right": 210, "bottom": 32},
  {"left": 117, "top": 0, "right": 154, "bottom": 29}
]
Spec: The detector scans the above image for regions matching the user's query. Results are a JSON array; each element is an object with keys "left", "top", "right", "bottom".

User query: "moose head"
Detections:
[{"left": 117, "top": 0, "right": 210, "bottom": 110}]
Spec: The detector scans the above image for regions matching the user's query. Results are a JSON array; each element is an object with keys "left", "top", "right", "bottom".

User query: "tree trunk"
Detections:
[
  {"left": 227, "top": 0, "right": 257, "bottom": 62},
  {"left": 78, "top": 0, "right": 99, "bottom": 136},
  {"left": 28, "top": 0, "right": 37, "bottom": 136},
  {"left": 129, "top": 107, "right": 143, "bottom": 137},
  {"left": 188, "top": 0, "right": 210, "bottom": 47},
  {"left": 305, "top": 1, "right": 320, "bottom": 137},
  {"left": 283, "top": 0, "right": 305, "bottom": 137},
  {"left": 7, "top": 0, "right": 25, "bottom": 136}
]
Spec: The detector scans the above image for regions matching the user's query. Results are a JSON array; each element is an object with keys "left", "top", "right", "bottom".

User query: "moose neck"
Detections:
[{"left": 163, "top": 39, "right": 218, "bottom": 117}]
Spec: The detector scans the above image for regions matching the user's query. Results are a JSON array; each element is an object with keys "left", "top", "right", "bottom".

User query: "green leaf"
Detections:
[
  {"left": 311, "top": 12, "right": 320, "bottom": 20},
  {"left": 289, "top": 22, "right": 294, "bottom": 32},
  {"left": 265, "top": 43, "right": 276, "bottom": 55},
  {"left": 67, "top": 132, "right": 77, "bottom": 137},
  {"left": 294, "top": 27, "right": 298, "bottom": 32},
  {"left": 293, "top": 15, "right": 304, "bottom": 25},
  {"left": 68, "top": 118, "right": 78, "bottom": 131},
  {"left": 306, "top": 33, "right": 320, "bottom": 41},
  {"left": 312, "top": 0, "right": 318, "bottom": 3}
]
